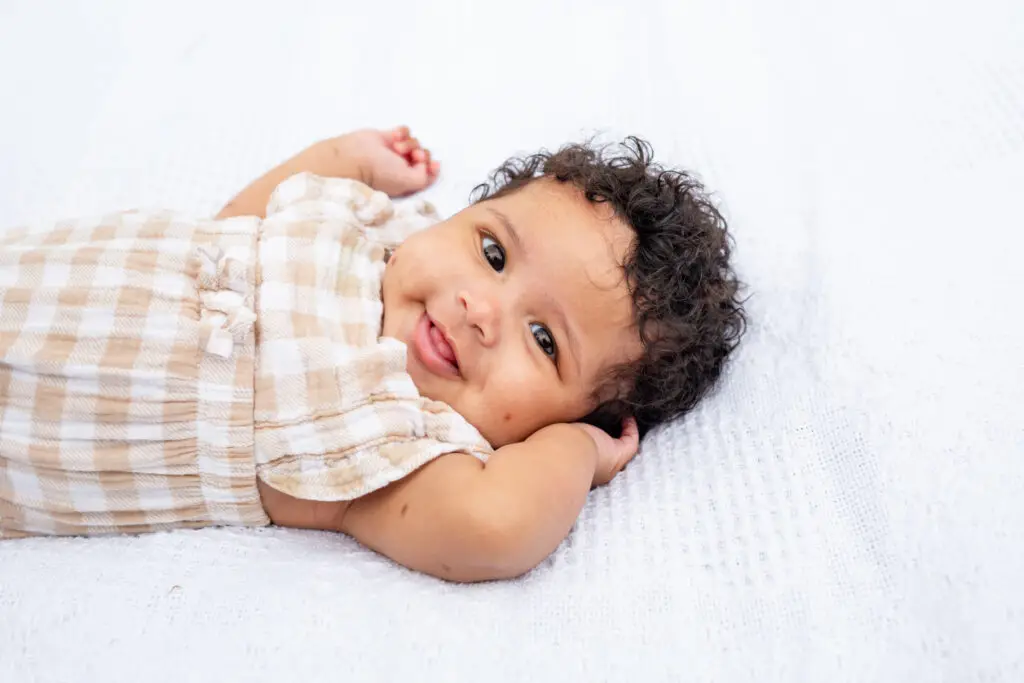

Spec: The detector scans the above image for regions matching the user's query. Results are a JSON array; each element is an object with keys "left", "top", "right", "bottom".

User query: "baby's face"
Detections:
[{"left": 381, "top": 179, "right": 640, "bottom": 447}]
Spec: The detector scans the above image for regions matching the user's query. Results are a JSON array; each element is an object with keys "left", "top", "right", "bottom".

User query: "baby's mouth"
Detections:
[
  {"left": 412, "top": 312, "right": 461, "bottom": 378},
  {"left": 428, "top": 320, "right": 459, "bottom": 370}
]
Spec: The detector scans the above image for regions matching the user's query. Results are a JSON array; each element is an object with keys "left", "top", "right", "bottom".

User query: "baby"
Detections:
[{"left": 0, "top": 127, "right": 745, "bottom": 582}]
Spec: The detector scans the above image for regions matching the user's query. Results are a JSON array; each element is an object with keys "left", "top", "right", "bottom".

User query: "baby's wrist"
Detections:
[{"left": 298, "top": 138, "right": 371, "bottom": 185}]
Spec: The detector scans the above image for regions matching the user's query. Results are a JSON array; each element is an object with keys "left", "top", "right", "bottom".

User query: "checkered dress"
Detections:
[{"left": 0, "top": 174, "right": 492, "bottom": 538}]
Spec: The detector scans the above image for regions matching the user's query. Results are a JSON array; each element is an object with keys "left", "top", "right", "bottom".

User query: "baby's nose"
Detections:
[{"left": 458, "top": 289, "right": 501, "bottom": 346}]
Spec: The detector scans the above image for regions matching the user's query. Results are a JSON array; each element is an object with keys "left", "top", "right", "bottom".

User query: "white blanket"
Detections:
[{"left": 1, "top": 1, "right": 1022, "bottom": 681}]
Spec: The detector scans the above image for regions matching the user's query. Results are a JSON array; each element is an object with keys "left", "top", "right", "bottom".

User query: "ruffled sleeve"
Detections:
[
  {"left": 265, "top": 172, "right": 440, "bottom": 249},
  {"left": 253, "top": 173, "right": 492, "bottom": 502}
]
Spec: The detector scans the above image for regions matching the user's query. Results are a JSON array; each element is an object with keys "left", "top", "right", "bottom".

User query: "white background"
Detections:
[{"left": 1, "top": 1, "right": 1022, "bottom": 681}]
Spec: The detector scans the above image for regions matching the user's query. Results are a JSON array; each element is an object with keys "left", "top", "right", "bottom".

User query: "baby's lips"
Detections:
[{"left": 428, "top": 323, "right": 457, "bottom": 366}]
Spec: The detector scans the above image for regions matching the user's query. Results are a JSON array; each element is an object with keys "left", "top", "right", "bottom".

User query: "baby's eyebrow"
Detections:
[{"left": 486, "top": 207, "right": 525, "bottom": 256}]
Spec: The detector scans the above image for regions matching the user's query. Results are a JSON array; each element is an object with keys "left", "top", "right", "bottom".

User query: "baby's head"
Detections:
[{"left": 382, "top": 137, "right": 745, "bottom": 448}]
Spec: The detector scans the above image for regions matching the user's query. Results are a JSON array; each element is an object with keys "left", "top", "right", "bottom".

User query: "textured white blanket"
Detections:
[{"left": 1, "top": 1, "right": 1022, "bottom": 681}]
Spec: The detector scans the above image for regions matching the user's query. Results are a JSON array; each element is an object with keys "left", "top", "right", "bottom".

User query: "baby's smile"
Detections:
[
  {"left": 381, "top": 178, "right": 641, "bottom": 448},
  {"left": 410, "top": 312, "right": 461, "bottom": 378}
]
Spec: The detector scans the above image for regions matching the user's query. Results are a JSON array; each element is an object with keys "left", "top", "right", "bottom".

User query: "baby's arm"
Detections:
[
  {"left": 215, "top": 144, "right": 361, "bottom": 219},
  {"left": 337, "top": 420, "right": 638, "bottom": 583},
  {"left": 216, "top": 126, "right": 439, "bottom": 219}
]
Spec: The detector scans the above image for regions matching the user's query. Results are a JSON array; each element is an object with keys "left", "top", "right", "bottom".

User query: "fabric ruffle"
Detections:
[{"left": 195, "top": 244, "right": 257, "bottom": 359}]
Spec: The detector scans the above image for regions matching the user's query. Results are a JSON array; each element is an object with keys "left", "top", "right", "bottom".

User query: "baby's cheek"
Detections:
[{"left": 489, "top": 383, "right": 562, "bottom": 442}]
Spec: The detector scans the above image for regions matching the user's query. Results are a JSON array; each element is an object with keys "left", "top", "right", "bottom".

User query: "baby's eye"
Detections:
[
  {"left": 481, "top": 234, "right": 506, "bottom": 272},
  {"left": 530, "top": 322, "right": 558, "bottom": 362}
]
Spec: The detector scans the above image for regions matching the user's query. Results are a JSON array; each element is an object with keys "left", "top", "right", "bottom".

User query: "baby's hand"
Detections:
[
  {"left": 318, "top": 126, "right": 441, "bottom": 197},
  {"left": 574, "top": 417, "right": 640, "bottom": 488}
]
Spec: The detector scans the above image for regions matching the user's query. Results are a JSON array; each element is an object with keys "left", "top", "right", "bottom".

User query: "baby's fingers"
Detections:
[
  {"left": 389, "top": 125, "right": 411, "bottom": 142},
  {"left": 412, "top": 147, "right": 432, "bottom": 166},
  {"left": 409, "top": 147, "right": 441, "bottom": 179},
  {"left": 394, "top": 136, "right": 421, "bottom": 157},
  {"left": 618, "top": 417, "right": 640, "bottom": 455},
  {"left": 388, "top": 126, "right": 415, "bottom": 156}
]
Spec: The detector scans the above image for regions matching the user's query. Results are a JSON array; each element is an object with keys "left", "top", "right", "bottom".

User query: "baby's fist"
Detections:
[{"left": 332, "top": 126, "right": 441, "bottom": 197}]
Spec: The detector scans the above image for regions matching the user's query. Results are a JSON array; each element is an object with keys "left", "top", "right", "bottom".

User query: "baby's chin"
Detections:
[
  {"left": 410, "top": 381, "right": 510, "bottom": 447},
  {"left": 451, "top": 408, "right": 526, "bottom": 449},
  {"left": 397, "top": 340, "right": 529, "bottom": 448}
]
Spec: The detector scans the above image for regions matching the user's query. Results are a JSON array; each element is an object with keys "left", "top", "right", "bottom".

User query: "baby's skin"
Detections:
[{"left": 220, "top": 127, "right": 640, "bottom": 582}]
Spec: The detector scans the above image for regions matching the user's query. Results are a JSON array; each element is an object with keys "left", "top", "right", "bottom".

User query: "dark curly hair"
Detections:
[{"left": 471, "top": 137, "right": 746, "bottom": 437}]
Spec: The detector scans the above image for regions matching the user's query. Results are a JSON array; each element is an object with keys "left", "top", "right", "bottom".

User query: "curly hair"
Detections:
[{"left": 470, "top": 137, "right": 746, "bottom": 437}]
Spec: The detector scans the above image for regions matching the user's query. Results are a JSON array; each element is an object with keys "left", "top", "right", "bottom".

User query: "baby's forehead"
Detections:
[
  {"left": 489, "top": 181, "right": 633, "bottom": 273},
  {"left": 496, "top": 177, "right": 621, "bottom": 224}
]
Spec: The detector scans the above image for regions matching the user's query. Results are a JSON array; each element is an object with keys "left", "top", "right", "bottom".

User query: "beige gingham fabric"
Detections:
[
  {"left": 0, "top": 211, "right": 267, "bottom": 538},
  {"left": 253, "top": 174, "right": 492, "bottom": 501},
  {"left": 0, "top": 173, "right": 491, "bottom": 539}
]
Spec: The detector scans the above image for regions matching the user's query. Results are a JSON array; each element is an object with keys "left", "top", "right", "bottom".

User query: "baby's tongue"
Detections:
[{"left": 429, "top": 324, "right": 457, "bottom": 365}]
